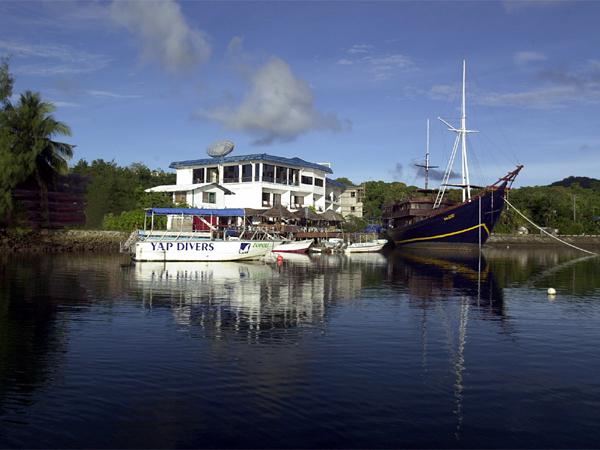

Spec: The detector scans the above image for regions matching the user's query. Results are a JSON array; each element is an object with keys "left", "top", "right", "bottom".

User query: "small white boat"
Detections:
[
  {"left": 272, "top": 239, "right": 313, "bottom": 254},
  {"left": 344, "top": 239, "right": 388, "bottom": 253}
]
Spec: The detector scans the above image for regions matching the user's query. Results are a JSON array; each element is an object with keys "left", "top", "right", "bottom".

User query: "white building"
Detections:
[
  {"left": 340, "top": 184, "right": 365, "bottom": 218},
  {"left": 147, "top": 153, "right": 344, "bottom": 213}
]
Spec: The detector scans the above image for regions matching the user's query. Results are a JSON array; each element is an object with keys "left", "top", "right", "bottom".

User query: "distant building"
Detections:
[
  {"left": 339, "top": 184, "right": 365, "bottom": 218},
  {"left": 147, "top": 153, "right": 345, "bottom": 213}
]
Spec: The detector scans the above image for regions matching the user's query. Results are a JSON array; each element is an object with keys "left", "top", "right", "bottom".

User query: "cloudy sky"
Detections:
[{"left": 1, "top": 0, "right": 599, "bottom": 186}]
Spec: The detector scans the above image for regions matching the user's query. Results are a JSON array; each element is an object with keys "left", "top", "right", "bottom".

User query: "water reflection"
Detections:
[
  {"left": 1, "top": 250, "right": 600, "bottom": 448},
  {"left": 127, "top": 253, "right": 388, "bottom": 336}
]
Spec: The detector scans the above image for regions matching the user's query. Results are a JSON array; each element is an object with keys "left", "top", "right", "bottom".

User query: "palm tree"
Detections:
[{"left": 5, "top": 91, "right": 73, "bottom": 189}]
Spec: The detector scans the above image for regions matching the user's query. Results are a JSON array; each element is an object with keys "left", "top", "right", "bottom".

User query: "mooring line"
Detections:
[{"left": 504, "top": 198, "right": 597, "bottom": 256}]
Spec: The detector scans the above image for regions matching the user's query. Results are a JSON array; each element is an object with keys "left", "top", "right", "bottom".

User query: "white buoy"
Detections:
[{"left": 547, "top": 287, "right": 557, "bottom": 295}]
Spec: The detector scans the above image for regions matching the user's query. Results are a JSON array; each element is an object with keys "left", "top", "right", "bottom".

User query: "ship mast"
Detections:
[
  {"left": 434, "top": 60, "right": 478, "bottom": 208},
  {"left": 415, "top": 119, "right": 438, "bottom": 190}
]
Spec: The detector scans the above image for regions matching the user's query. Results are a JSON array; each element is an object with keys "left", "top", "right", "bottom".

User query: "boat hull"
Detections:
[
  {"left": 272, "top": 239, "right": 313, "bottom": 254},
  {"left": 387, "top": 187, "right": 506, "bottom": 248},
  {"left": 133, "top": 240, "right": 277, "bottom": 262},
  {"left": 344, "top": 239, "right": 388, "bottom": 253}
]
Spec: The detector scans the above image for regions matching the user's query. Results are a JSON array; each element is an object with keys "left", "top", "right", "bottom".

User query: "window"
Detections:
[
  {"left": 289, "top": 169, "right": 299, "bottom": 186},
  {"left": 193, "top": 168, "right": 205, "bottom": 184},
  {"left": 242, "top": 164, "right": 252, "bottom": 182},
  {"left": 255, "top": 163, "right": 260, "bottom": 181},
  {"left": 314, "top": 178, "right": 323, "bottom": 187},
  {"left": 351, "top": 206, "right": 356, "bottom": 212},
  {"left": 174, "top": 191, "right": 186, "bottom": 204},
  {"left": 223, "top": 165, "right": 239, "bottom": 183},
  {"left": 275, "top": 166, "right": 287, "bottom": 184},
  {"left": 293, "top": 195, "right": 304, "bottom": 207},
  {"left": 207, "top": 167, "right": 219, "bottom": 183},
  {"left": 301, "top": 175, "right": 313, "bottom": 185},
  {"left": 350, "top": 191, "right": 356, "bottom": 198},
  {"left": 262, "top": 192, "right": 271, "bottom": 206},
  {"left": 273, "top": 193, "right": 282, "bottom": 206},
  {"left": 202, "top": 192, "right": 216, "bottom": 203},
  {"left": 263, "top": 164, "right": 275, "bottom": 183}
]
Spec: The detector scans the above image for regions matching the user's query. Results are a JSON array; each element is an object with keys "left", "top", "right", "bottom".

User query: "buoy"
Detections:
[{"left": 547, "top": 287, "right": 556, "bottom": 295}]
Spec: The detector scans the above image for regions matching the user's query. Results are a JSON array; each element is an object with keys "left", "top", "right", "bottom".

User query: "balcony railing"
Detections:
[
  {"left": 241, "top": 175, "right": 253, "bottom": 182},
  {"left": 223, "top": 176, "right": 239, "bottom": 183}
]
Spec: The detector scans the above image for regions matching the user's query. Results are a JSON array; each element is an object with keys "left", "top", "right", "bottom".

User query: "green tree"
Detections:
[
  {"left": 4, "top": 91, "right": 73, "bottom": 189},
  {"left": 0, "top": 57, "right": 14, "bottom": 104}
]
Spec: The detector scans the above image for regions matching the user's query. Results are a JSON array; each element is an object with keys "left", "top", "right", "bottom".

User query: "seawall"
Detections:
[
  {"left": 487, "top": 234, "right": 600, "bottom": 249},
  {"left": 0, "top": 230, "right": 129, "bottom": 253}
]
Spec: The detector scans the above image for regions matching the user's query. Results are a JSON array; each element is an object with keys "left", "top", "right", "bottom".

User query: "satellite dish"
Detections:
[{"left": 207, "top": 140, "right": 235, "bottom": 158}]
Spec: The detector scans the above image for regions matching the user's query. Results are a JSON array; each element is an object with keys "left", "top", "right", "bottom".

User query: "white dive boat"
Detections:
[
  {"left": 272, "top": 239, "right": 313, "bottom": 254},
  {"left": 130, "top": 208, "right": 281, "bottom": 262},
  {"left": 344, "top": 239, "right": 388, "bottom": 253}
]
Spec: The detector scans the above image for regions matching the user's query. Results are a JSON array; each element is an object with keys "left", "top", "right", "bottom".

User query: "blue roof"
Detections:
[
  {"left": 169, "top": 153, "right": 333, "bottom": 174},
  {"left": 146, "top": 208, "right": 246, "bottom": 216},
  {"left": 326, "top": 178, "right": 347, "bottom": 189}
]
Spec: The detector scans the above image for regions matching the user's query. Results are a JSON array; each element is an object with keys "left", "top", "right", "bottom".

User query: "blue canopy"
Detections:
[{"left": 146, "top": 208, "right": 246, "bottom": 217}]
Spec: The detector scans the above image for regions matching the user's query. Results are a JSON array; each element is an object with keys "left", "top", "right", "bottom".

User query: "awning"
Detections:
[
  {"left": 145, "top": 183, "right": 235, "bottom": 195},
  {"left": 146, "top": 208, "right": 245, "bottom": 216}
]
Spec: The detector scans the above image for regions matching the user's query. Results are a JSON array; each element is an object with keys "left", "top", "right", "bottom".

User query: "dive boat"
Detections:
[
  {"left": 383, "top": 61, "right": 522, "bottom": 249},
  {"left": 129, "top": 207, "right": 282, "bottom": 262}
]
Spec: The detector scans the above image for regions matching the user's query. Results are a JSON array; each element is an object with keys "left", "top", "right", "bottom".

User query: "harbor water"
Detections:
[{"left": 1, "top": 249, "right": 599, "bottom": 448}]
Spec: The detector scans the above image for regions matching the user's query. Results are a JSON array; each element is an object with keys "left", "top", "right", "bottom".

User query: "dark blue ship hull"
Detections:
[{"left": 387, "top": 187, "right": 506, "bottom": 248}]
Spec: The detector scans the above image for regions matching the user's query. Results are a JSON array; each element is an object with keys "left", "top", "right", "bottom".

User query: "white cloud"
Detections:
[
  {"left": 110, "top": 0, "right": 211, "bottom": 73},
  {"left": 201, "top": 57, "right": 348, "bottom": 145},
  {"left": 337, "top": 44, "right": 415, "bottom": 81},
  {"left": 514, "top": 51, "right": 547, "bottom": 65},
  {"left": 364, "top": 54, "right": 414, "bottom": 80},
  {"left": 503, "top": 0, "right": 567, "bottom": 13},
  {"left": 0, "top": 40, "right": 111, "bottom": 75},
  {"left": 87, "top": 90, "right": 142, "bottom": 99},
  {"left": 347, "top": 44, "right": 373, "bottom": 55}
]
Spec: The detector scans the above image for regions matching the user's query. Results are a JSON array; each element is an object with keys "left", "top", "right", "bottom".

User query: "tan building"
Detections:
[{"left": 340, "top": 184, "right": 365, "bottom": 218}]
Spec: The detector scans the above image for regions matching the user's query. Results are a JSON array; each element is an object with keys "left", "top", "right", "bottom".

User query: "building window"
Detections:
[
  {"left": 255, "top": 163, "right": 260, "bottom": 181},
  {"left": 174, "top": 191, "right": 186, "bottom": 204},
  {"left": 301, "top": 175, "right": 313, "bottom": 185},
  {"left": 275, "top": 166, "right": 287, "bottom": 184},
  {"left": 207, "top": 167, "right": 219, "bottom": 183},
  {"left": 262, "top": 192, "right": 271, "bottom": 206},
  {"left": 314, "top": 178, "right": 323, "bottom": 187},
  {"left": 223, "top": 165, "right": 239, "bottom": 183},
  {"left": 202, "top": 192, "right": 216, "bottom": 204},
  {"left": 289, "top": 169, "right": 299, "bottom": 186},
  {"left": 350, "top": 191, "right": 356, "bottom": 198},
  {"left": 242, "top": 164, "right": 252, "bottom": 182},
  {"left": 273, "top": 193, "right": 282, "bottom": 206},
  {"left": 263, "top": 164, "right": 275, "bottom": 183},
  {"left": 193, "top": 168, "right": 205, "bottom": 184},
  {"left": 293, "top": 195, "right": 304, "bottom": 207},
  {"left": 351, "top": 206, "right": 356, "bottom": 212}
]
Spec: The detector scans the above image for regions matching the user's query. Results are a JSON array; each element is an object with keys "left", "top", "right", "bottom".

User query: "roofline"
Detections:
[{"left": 169, "top": 153, "right": 333, "bottom": 174}]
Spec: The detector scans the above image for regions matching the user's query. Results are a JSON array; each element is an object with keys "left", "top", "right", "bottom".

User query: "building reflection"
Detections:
[{"left": 128, "top": 253, "right": 389, "bottom": 336}]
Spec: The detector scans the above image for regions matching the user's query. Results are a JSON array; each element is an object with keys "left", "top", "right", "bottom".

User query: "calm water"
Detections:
[{"left": 1, "top": 248, "right": 600, "bottom": 448}]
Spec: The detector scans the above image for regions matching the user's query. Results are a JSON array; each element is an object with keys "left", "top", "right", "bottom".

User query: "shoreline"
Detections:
[{"left": 1, "top": 230, "right": 600, "bottom": 254}]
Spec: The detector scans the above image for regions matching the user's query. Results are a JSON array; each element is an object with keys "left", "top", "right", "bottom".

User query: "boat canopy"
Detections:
[{"left": 145, "top": 207, "right": 246, "bottom": 217}]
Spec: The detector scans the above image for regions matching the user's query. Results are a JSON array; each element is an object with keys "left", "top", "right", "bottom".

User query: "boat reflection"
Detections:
[
  {"left": 387, "top": 248, "right": 505, "bottom": 440},
  {"left": 388, "top": 248, "right": 504, "bottom": 319}
]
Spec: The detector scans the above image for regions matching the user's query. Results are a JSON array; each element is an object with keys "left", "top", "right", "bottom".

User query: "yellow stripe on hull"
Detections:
[{"left": 395, "top": 223, "right": 490, "bottom": 245}]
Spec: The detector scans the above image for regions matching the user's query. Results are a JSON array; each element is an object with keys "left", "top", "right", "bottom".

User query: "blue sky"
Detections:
[{"left": 1, "top": 0, "right": 599, "bottom": 187}]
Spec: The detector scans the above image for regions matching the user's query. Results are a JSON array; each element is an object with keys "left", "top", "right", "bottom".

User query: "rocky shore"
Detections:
[{"left": 0, "top": 229, "right": 129, "bottom": 253}]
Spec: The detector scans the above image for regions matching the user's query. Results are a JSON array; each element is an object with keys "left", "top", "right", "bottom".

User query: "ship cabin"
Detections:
[{"left": 382, "top": 191, "right": 455, "bottom": 229}]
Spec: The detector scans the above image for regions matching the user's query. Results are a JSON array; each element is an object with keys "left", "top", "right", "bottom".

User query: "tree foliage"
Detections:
[{"left": 72, "top": 159, "right": 175, "bottom": 229}]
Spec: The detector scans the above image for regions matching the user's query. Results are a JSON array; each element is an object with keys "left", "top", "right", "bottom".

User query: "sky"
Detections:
[{"left": 1, "top": 0, "right": 599, "bottom": 187}]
